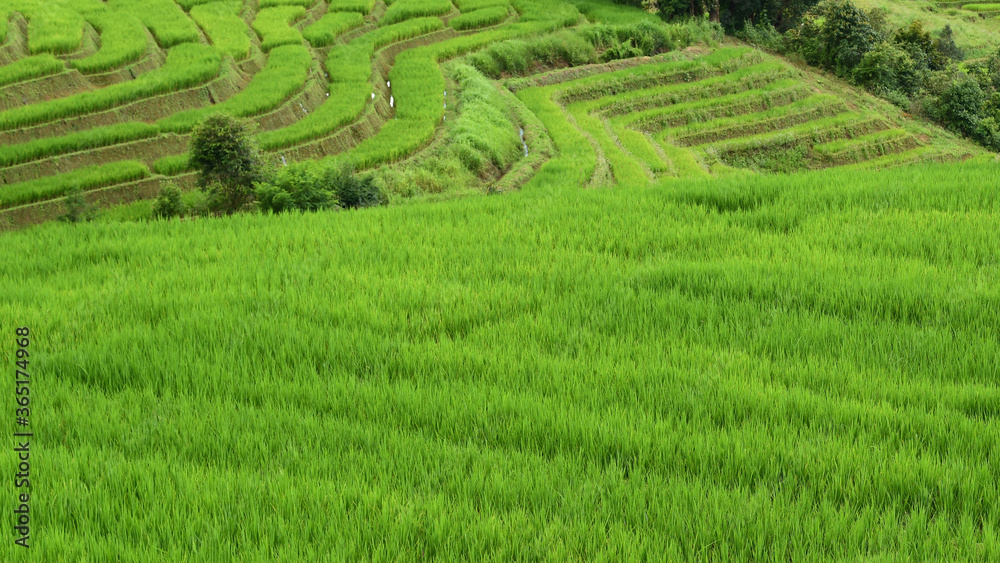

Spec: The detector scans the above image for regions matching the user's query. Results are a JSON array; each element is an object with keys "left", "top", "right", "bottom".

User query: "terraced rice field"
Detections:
[
  {"left": 0, "top": 0, "right": 983, "bottom": 230},
  {"left": 514, "top": 47, "right": 975, "bottom": 187},
  {"left": 2, "top": 1, "right": 1000, "bottom": 559}
]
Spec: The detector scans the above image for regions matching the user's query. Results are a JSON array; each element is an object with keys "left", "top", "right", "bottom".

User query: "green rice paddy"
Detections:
[
  {"left": 0, "top": 1, "right": 998, "bottom": 558},
  {"left": 2, "top": 161, "right": 1000, "bottom": 558}
]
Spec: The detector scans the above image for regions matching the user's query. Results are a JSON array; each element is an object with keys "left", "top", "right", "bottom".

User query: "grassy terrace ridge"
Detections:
[
  {"left": 518, "top": 46, "right": 981, "bottom": 183},
  {"left": 3, "top": 161, "right": 1000, "bottom": 558}
]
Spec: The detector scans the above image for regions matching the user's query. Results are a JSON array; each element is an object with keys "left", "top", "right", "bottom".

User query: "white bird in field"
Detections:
[
  {"left": 390, "top": 96, "right": 394, "bottom": 108},
  {"left": 371, "top": 93, "right": 375, "bottom": 100},
  {"left": 387, "top": 80, "right": 391, "bottom": 88}
]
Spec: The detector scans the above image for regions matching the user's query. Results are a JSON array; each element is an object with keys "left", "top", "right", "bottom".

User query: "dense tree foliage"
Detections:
[
  {"left": 189, "top": 114, "right": 267, "bottom": 215},
  {"left": 255, "top": 161, "right": 384, "bottom": 214},
  {"left": 609, "top": 0, "right": 820, "bottom": 31},
  {"left": 779, "top": 0, "right": 999, "bottom": 151}
]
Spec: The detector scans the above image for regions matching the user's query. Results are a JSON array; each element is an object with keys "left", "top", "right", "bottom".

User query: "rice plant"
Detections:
[
  {"left": 258, "top": 0, "right": 318, "bottom": 7},
  {"left": 257, "top": 80, "right": 369, "bottom": 150},
  {"left": 961, "top": 3, "right": 1000, "bottom": 10},
  {"left": 254, "top": 18, "right": 446, "bottom": 151},
  {"left": 107, "top": 0, "right": 202, "bottom": 47},
  {"left": 450, "top": 6, "right": 508, "bottom": 31},
  {"left": 328, "top": 0, "right": 375, "bottom": 13},
  {"left": 517, "top": 84, "right": 595, "bottom": 188},
  {"left": 0, "top": 160, "right": 149, "bottom": 207},
  {"left": 302, "top": 11, "right": 364, "bottom": 47},
  {"left": 158, "top": 44, "right": 312, "bottom": 132},
  {"left": 0, "top": 43, "right": 221, "bottom": 132},
  {"left": 569, "top": 98, "right": 650, "bottom": 186},
  {"left": 0, "top": 6, "right": 9, "bottom": 44},
  {"left": 665, "top": 94, "right": 847, "bottom": 145},
  {"left": 613, "top": 126, "right": 674, "bottom": 175},
  {"left": 0, "top": 122, "right": 160, "bottom": 168},
  {"left": 252, "top": 5, "right": 307, "bottom": 52},
  {"left": 814, "top": 128, "right": 917, "bottom": 162},
  {"left": 69, "top": 11, "right": 148, "bottom": 74},
  {"left": 190, "top": 1, "right": 252, "bottom": 61},
  {"left": 381, "top": 0, "right": 454, "bottom": 26},
  {"left": 362, "top": 16, "right": 446, "bottom": 50},
  {"left": 17, "top": 2, "right": 85, "bottom": 55},
  {"left": 0, "top": 54, "right": 65, "bottom": 88},
  {"left": 152, "top": 153, "right": 191, "bottom": 175}
]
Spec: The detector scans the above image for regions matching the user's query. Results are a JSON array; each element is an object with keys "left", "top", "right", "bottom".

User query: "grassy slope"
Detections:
[
  {"left": 2, "top": 160, "right": 1000, "bottom": 559},
  {"left": 855, "top": 0, "right": 1000, "bottom": 58}
]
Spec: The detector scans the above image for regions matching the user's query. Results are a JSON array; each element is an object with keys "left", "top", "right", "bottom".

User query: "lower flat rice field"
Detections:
[{"left": 2, "top": 161, "right": 999, "bottom": 559}]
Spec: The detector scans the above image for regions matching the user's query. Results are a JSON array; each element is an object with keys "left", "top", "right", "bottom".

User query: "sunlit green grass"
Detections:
[{"left": 1, "top": 161, "right": 999, "bottom": 559}]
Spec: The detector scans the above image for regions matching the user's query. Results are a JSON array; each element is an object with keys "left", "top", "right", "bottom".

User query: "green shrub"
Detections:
[
  {"left": 853, "top": 41, "right": 920, "bottom": 96},
  {"left": 59, "top": 187, "right": 98, "bottom": 223},
  {"left": 189, "top": 114, "right": 268, "bottom": 215},
  {"left": 334, "top": 164, "right": 384, "bottom": 208},
  {"left": 933, "top": 25, "right": 963, "bottom": 63},
  {"left": 973, "top": 117, "right": 1000, "bottom": 151},
  {"left": 737, "top": 20, "right": 786, "bottom": 53},
  {"left": 939, "top": 76, "right": 985, "bottom": 136},
  {"left": 255, "top": 162, "right": 339, "bottom": 213},
  {"left": 818, "top": 0, "right": 883, "bottom": 76},
  {"left": 328, "top": 0, "right": 375, "bottom": 13},
  {"left": 152, "top": 183, "right": 186, "bottom": 219},
  {"left": 581, "top": 21, "right": 671, "bottom": 60},
  {"left": 891, "top": 20, "right": 943, "bottom": 71}
]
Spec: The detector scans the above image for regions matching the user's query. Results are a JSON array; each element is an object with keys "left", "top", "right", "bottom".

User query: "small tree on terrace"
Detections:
[{"left": 189, "top": 114, "right": 266, "bottom": 215}]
